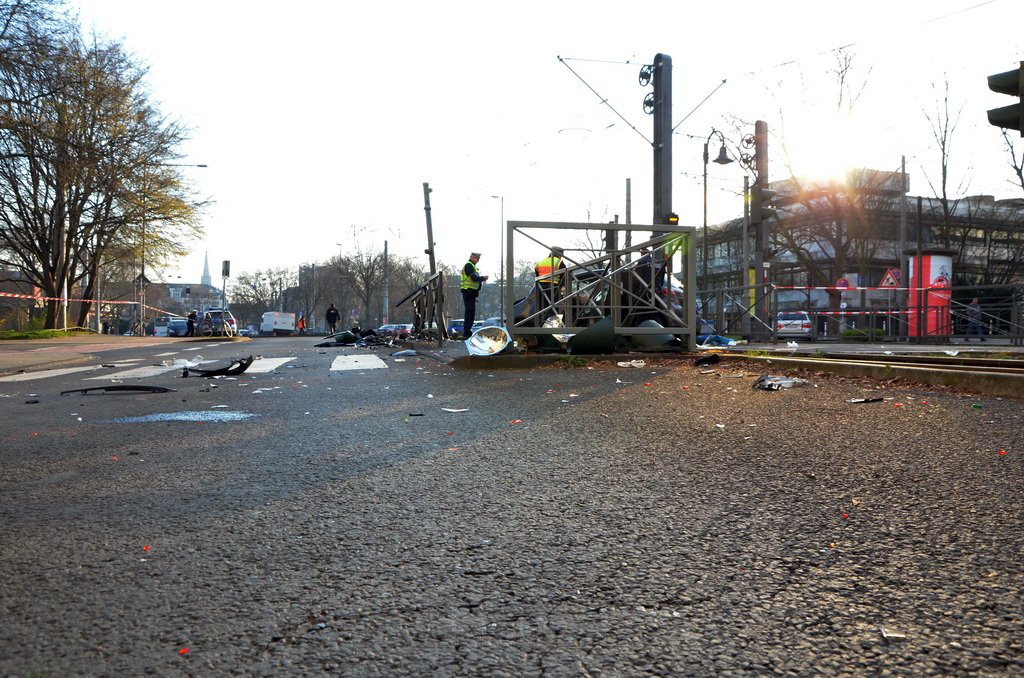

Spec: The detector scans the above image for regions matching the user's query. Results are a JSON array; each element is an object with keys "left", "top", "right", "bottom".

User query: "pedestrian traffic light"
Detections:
[
  {"left": 987, "top": 62, "right": 1023, "bottom": 135},
  {"left": 750, "top": 185, "right": 778, "bottom": 224}
]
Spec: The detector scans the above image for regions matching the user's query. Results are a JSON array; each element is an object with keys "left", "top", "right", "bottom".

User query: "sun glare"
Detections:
[{"left": 780, "top": 111, "right": 876, "bottom": 184}]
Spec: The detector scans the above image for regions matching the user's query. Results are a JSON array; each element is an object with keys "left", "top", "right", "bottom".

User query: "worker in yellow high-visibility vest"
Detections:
[
  {"left": 534, "top": 245, "right": 567, "bottom": 314},
  {"left": 459, "top": 252, "right": 489, "bottom": 337}
]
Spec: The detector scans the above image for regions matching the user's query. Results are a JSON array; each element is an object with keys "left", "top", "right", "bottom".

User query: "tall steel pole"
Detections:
[
  {"left": 423, "top": 183, "right": 444, "bottom": 346},
  {"left": 491, "top": 195, "right": 504, "bottom": 321},
  {"left": 382, "top": 240, "right": 389, "bottom": 326},
  {"left": 651, "top": 53, "right": 673, "bottom": 231},
  {"left": 702, "top": 140, "right": 709, "bottom": 293}
]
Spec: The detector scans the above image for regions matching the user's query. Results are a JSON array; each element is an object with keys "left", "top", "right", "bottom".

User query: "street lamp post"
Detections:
[
  {"left": 702, "top": 130, "right": 733, "bottom": 306},
  {"left": 490, "top": 195, "right": 504, "bottom": 321}
]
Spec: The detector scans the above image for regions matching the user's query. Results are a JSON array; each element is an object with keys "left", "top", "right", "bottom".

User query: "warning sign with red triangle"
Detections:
[{"left": 880, "top": 269, "right": 900, "bottom": 287}]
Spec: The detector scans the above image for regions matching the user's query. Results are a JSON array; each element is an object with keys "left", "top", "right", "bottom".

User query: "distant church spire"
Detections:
[{"left": 201, "top": 251, "right": 212, "bottom": 287}]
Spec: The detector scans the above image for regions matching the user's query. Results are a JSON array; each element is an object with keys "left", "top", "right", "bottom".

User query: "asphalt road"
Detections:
[{"left": 1, "top": 336, "right": 1022, "bottom": 676}]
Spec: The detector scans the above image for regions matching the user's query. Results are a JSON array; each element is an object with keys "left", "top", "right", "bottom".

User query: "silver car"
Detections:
[{"left": 776, "top": 311, "right": 814, "bottom": 340}]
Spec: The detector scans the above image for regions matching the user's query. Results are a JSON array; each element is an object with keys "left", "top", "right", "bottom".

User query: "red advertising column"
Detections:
[{"left": 907, "top": 253, "right": 953, "bottom": 337}]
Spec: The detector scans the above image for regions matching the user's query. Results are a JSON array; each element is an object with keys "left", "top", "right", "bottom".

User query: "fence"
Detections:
[{"left": 700, "top": 282, "right": 1024, "bottom": 345}]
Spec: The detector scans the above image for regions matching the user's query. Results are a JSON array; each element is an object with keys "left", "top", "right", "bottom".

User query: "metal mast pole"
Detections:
[
  {"left": 423, "top": 182, "right": 444, "bottom": 346},
  {"left": 382, "top": 240, "right": 389, "bottom": 326}
]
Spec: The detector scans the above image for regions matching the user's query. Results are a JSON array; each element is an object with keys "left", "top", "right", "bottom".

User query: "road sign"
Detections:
[
  {"left": 880, "top": 269, "right": 899, "bottom": 287},
  {"left": 835, "top": 277, "right": 850, "bottom": 289}
]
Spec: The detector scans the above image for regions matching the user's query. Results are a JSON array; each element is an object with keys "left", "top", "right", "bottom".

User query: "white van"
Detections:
[{"left": 261, "top": 311, "right": 296, "bottom": 336}]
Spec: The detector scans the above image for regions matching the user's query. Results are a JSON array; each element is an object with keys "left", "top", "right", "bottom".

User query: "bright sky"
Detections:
[{"left": 72, "top": 0, "right": 1023, "bottom": 283}]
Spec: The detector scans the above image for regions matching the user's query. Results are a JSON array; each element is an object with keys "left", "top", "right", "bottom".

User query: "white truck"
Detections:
[{"left": 261, "top": 311, "right": 296, "bottom": 336}]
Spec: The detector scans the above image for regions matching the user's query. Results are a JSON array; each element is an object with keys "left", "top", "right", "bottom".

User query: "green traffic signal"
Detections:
[{"left": 987, "top": 62, "right": 1023, "bottom": 135}]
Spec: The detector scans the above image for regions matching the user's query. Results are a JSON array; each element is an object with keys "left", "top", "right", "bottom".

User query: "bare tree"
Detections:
[
  {"left": 0, "top": 3, "right": 203, "bottom": 328},
  {"left": 999, "top": 129, "right": 1024, "bottom": 195},
  {"left": 830, "top": 47, "right": 870, "bottom": 114},
  {"left": 920, "top": 78, "right": 970, "bottom": 249}
]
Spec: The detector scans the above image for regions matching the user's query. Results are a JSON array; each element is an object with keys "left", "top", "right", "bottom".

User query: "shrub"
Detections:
[{"left": 840, "top": 328, "right": 884, "bottom": 341}]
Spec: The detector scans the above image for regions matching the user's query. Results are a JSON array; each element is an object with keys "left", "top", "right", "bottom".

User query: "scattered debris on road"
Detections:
[
  {"left": 752, "top": 374, "right": 808, "bottom": 390},
  {"left": 182, "top": 355, "right": 254, "bottom": 378},
  {"left": 61, "top": 385, "right": 176, "bottom": 395}
]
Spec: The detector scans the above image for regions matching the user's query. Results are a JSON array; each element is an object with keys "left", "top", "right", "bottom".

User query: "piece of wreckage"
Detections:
[
  {"left": 465, "top": 325, "right": 514, "bottom": 356},
  {"left": 182, "top": 354, "right": 255, "bottom": 378},
  {"left": 315, "top": 327, "right": 394, "bottom": 348}
]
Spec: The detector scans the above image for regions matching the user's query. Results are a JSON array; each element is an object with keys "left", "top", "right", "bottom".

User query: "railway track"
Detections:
[{"left": 723, "top": 351, "right": 1024, "bottom": 399}]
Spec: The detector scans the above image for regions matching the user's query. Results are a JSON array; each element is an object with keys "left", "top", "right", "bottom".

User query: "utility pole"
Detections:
[
  {"left": 741, "top": 174, "right": 751, "bottom": 337},
  {"left": 422, "top": 182, "right": 444, "bottom": 345},
  {"left": 749, "top": 120, "right": 776, "bottom": 340},
  {"left": 382, "top": 240, "right": 389, "bottom": 326},
  {"left": 899, "top": 156, "right": 908, "bottom": 340},
  {"left": 650, "top": 53, "right": 673, "bottom": 231}
]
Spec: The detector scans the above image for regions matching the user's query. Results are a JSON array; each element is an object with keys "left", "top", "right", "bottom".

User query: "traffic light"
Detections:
[
  {"left": 750, "top": 185, "right": 778, "bottom": 224},
  {"left": 987, "top": 62, "right": 1023, "bottom": 135},
  {"left": 666, "top": 212, "right": 679, "bottom": 225},
  {"left": 222, "top": 260, "right": 230, "bottom": 278}
]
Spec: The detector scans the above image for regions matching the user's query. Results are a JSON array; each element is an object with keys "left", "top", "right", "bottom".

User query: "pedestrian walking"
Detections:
[
  {"left": 325, "top": 303, "right": 340, "bottom": 335},
  {"left": 297, "top": 314, "right": 306, "bottom": 335},
  {"left": 186, "top": 310, "right": 197, "bottom": 337},
  {"left": 966, "top": 297, "right": 984, "bottom": 340},
  {"left": 460, "top": 252, "right": 488, "bottom": 337}
]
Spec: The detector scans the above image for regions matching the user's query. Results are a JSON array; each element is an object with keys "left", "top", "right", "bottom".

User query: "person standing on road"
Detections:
[
  {"left": 460, "top": 252, "right": 488, "bottom": 338},
  {"left": 186, "top": 310, "right": 197, "bottom": 337},
  {"left": 325, "top": 303, "right": 340, "bottom": 335},
  {"left": 297, "top": 314, "right": 306, "bottom": 335},
  {"left": 966, "top": 297, "right": 984, "bottom": 340}
]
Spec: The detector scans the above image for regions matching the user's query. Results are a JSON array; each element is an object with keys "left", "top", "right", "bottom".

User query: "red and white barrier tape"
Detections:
[{"left": 0, "top": 291, "right": 181, "bottom": 317}]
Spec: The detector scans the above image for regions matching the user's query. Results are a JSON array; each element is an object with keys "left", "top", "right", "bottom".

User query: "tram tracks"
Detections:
[{"left": 724, "top": 350, "right": 1024, "bottom": 399}]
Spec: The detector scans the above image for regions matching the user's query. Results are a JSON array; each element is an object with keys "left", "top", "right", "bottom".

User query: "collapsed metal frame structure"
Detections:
[{"left": 505, "top": 221, "right": 698, "bottom": 352}]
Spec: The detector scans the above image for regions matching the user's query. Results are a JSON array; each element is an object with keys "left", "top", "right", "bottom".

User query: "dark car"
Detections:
[
  {"left": 167, "top": 317, "right": 189, "bottom": 337},
  {"left": 447, "top": 319, "right": 465, "bottom": 337}
]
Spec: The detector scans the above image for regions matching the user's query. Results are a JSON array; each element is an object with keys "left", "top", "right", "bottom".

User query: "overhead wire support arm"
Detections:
[
  {"left": 558, "top": 56, "right": 651, "bottom": 146},
  {"left": 672, "top": 79, "right": 727, "bottom": 134}
]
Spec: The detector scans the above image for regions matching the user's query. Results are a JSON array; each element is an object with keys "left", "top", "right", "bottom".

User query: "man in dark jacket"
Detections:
[{"left": 325, "top": 303, "right": 341, "bottom": 335}]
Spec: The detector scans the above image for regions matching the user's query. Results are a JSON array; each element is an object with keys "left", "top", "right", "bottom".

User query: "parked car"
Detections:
[
  {"left": 776, "top": 311, "right": 814, "bottom": 340},
  {"left": 167, "top": 317, "right": 189, "bottom": 337},
  {"left": 447, "top": 319, "right": 465, "bottom": 337},
  {"left": 377, "top": 324, "right": 411, "bottom": 339},
  {"left": 481, "top": 317, "right": 505, "bottom": 328}
]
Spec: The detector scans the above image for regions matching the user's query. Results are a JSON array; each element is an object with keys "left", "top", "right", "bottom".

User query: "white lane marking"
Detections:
[
  {"left": 154, "top": 351, "right": 179, "bottom": 357},
  {"left": 86, "top": 364, "right": 184, "bottom": 380},
  {"left": 0, "top": 365, "right": 102, "bottom": 382},
  {"left": 245, "top": 357, "right": 295, "bottom": 373},
  {"left": 330, "top": 354, "right": 388, "bottom": 371}
]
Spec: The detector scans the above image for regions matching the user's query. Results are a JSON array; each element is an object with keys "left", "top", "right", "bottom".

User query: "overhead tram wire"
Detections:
[{"left": 557, "top": 56, "right": 651, "bottom": 146}]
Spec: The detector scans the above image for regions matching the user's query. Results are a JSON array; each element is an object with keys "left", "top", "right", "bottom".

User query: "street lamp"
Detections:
[
  {"left": 490, "top": 195, "right": 504, "bottom": 321},
  {"left": 138, "top": 162, "right": 207, "bottom": 335},
  {"left": 702, "top": 130, "right": 733, "bottom": 298}
]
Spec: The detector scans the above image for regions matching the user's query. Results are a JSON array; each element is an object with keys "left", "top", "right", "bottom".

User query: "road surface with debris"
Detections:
[{"left": 1, "top": 338, "right": 1022, "bottom": 675}]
